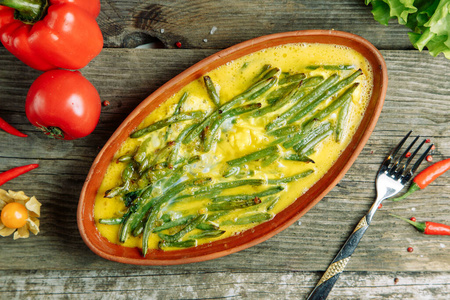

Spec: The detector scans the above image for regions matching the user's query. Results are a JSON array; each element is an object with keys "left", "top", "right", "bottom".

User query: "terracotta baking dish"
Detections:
[{"left": 77, "top": 30, "right": 388, "bottom": 265}]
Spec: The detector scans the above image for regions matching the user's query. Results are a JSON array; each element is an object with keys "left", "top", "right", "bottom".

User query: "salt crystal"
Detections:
[
  {"left": 411, "top": 207, "right": 416, "bottom": 211},
  {"left": 203, "top": 39, "right": 208, "bottom": 43},
  {"left": 440, "top": 243, "right": 446, "bottom": 248},
  {"left": 297, "top": 221, "right": 302, "bottom": 226},
  {"left": 160, "top": 29, "right": 165, "bottom": 33},
  {"left": 210, "top": 26, "right": 217, "bottom": 35}
]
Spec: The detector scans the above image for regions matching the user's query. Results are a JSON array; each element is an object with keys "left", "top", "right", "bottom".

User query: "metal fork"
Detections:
[{"left": 307, "top": 131, "right": 434, "bottom": 300}]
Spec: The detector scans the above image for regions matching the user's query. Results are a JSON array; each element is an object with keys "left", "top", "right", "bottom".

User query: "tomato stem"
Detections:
[
  {"left": 0, "top": 0, "right": 48, "bottom": 24},
  {"left": 35, "top": 124, "right": 65, "bottom": 139}
]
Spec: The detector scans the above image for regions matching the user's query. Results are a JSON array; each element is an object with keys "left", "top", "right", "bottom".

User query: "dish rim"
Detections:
[{"left": 77, "top": 29, "right": 388, "bottom": 265}]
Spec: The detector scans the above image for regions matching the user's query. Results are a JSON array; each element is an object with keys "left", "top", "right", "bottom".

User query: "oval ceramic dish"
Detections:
[{"left": 77, "top": 30, "right": 387, "bottom": 265}]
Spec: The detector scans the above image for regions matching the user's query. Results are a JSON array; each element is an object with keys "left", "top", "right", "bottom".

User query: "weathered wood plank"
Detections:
[
  {"left": 1, "top": 270, "right": 449, "bottom": 299},
  {"left": 0, "top": 48, "right": 449, "bottom": 273},
  {"left": 98, "top": 0, "right": 415, "bottom": 51}
]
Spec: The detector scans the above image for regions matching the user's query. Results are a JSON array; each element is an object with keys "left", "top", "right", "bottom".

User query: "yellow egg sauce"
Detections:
[{"left": 94, "top": 43, "right": 373, "bottom": 252}]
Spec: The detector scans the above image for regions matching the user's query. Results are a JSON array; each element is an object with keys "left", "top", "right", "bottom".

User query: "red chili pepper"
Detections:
[
  {"left": 0, "top": 163, "right": 39, "bottom": 186},
  {"left": 0, "top": 0, "right": 103, "bottom": 71},
  {"left": 391, "top": 214, "right": 450, "bottom": 235},
  {"left": 0, "top": 116, "right": 27, "bottom": 137},
  {"left": 391, "top": 158, "right": 450, "bottom": 201}
]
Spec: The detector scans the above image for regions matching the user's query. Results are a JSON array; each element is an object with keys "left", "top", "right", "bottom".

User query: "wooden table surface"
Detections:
[{"left": 1, "top": 1, "right": 449, "bottom": 299}]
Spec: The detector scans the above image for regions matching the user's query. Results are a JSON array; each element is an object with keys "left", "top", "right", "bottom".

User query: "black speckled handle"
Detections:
[{"left": 306, "top": 215, "right": 370, "bottom": 300}]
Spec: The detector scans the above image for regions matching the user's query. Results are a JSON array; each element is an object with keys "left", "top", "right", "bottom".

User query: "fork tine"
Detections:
[
  {"left": 395, "top": 137, "right": 423, "bottom": 175},
  {"left": 410, "top": 143, "right": 434, "bottom": 175},
  {"left": 381, "top": 131, "right": 412, "bottom": 169},
  {"left": 401, "top": 143, "right": 434, "bottom": 183},
  {"left": 392, "top": 135, "right": 419, "bottom": 172}
]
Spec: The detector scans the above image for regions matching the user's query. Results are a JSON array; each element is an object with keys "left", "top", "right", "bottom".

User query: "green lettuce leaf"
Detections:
[{"left": 365, "top": 0, "right": 450, "bottom": 59}]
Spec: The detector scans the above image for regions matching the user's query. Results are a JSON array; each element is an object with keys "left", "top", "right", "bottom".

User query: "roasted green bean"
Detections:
[
  {"left": 204, "top": 76, "right": 221, "bottom": 106},
  {"left": 131, "top": 111, "right": 204, "bottom": 138},
  {"left": 266, "top": 74, "right": 339, "bottom": 131},
  {"left": 226, "top": 145, "right": 279, "bottom": 167}
]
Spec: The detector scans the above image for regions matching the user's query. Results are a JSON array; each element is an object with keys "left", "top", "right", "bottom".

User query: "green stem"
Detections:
[
  {"left": 1, "top": 0, "right": 48, "bottom": 23},
  {"left": 389, "top": 214, "right": 426, "bottom": 233},
  {"left": 390, "top": 182, "right": 421, "bottom": 201}
]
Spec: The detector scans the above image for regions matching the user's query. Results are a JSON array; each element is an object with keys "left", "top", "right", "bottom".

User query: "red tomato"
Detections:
[
  {"left": 25, "top": 70, "right": 101, "bottom": 140},
  {"left": 1, "top": 202, "right": 28, "bottom": 229}
]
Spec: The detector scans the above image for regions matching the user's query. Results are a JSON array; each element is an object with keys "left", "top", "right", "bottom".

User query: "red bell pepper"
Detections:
[{"left": 0, "top": 0, "right": 103, "bottom": 71}]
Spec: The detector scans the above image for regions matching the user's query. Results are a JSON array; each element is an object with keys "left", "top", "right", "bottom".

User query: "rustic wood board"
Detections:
[
  {"left": 0, "top": 48, "right": 448, "bottom": 275},
  {"left": 1, "top": 270, "right": 449, "bottom": 299},
  {"left": 98, "top": 0, "right": 415, "bottom": 51}
]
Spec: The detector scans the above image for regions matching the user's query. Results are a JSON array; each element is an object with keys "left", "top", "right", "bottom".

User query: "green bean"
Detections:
[
  {"left": 279, "top": 73, "right": 306, "bottom": 85},
  {"left": 159, "top": 239, "right": 197, "bottom": 249},
  {"left": 188, "top": 230, "right": 225, "bottom": 239},
  {"left": 196, "top": 222, "right": 219, "bottom": 230},
  {"left": 267, "top": 170, "right": 314, "bottom": 184},
  {"left": 121, "top": 177, "right": 211, "bottom": 244},
  {"left": 191, "top": 179, "right": 266, "bottom": 195},
  {"left": 252, "top": 81, "right": 302, "bottom": 118},
  {"left": 301, "top": 76, "right": 325, "bottom": 88},
  {"left": 261, "top": 152, "right": 280, "bottom": 167},
  {"left": 226, "top": 145, "right": 278, "bottom": 167},
  {"left": 287, "top": 69, "right": 362, "bottom": 124},
  {"left": 266, "top": 74, "right": 339, "bottom": 131},
  {"left": 117, "top": 155, "right": 133, "bottom": 163},
  {"left": 263, "top": 76, "right": 326, "bottom": 116},
  {"left": 212, "top": 186, "right": 284, "bottom": 203},
  {"left": 134, "top": 136, "right": 152, "bottom": 163},
  {"left": 266, "top": 197, "right": 279, "bottom": 211},
  {"left": 221, "top": 213, "right": 272, "bottom": 225},
  {"left": 288, "top": 122, "right": 331, "bottom": 151},
  {"left": 266, "top": 82, "right": 298, "bottom": 103},
  {"left": 297, "top": 127, "right": 334, "bottom": 156},
  {"left": 204, "top": 76, "right": 220, "bottom": 107},
  {"left": 306, "top": 64, "right": 355, "bottom": 70},
  {"left": 167, "top": 124, "right": 197, "bottom": 168},
  {"left": 158, "top": 214, "right": 207, "bottom": 242},
  {"left": 105, "top": 162, "right": 136, "bottom": 197},
  {"left": 204, "top": 103, "right": 261, "bottom": 152},
  {"left": 283, "top": 154, "right": 315, "bottom": 163},
  {"left": 153, "top": 215, "right": 196, "bottom": 233},
  {"left": 258, "top": 67, "right": 281, "bottom": 83},
  {"left": 142, "top": 142, "right": 175, "bottom": 173},
  {"left": 208, "top": 198, "right": 260, "bottom": 211},
  {"left": 336, "top": 97, "right": 352, "bottom": 142},
  {"left": 302, "top": 83, "right": 359, "bottom": 130},
  {"left": 267, "top": 125, "right": 301, "bottom": 137},
  {"left": 130, "top": 111, "right": 204, "bottom": 138},
  {"left": 171, "top": 190, "right": 221, "bottom": 205},
  {"left": 98, "top": 218, "right": 123, "bottom": 225},
  {"left": 165, "top": 92, "right": 189, "bottom": 141},
  {"left": 141, "top": 178, "right": 212, "bottom": 254},
  {"left": 223, "top": 166, "right": 240, "bottom": 178},
  {"left": 183, "top": 77, "right": 276, "bottom": 144},
  {"left": 182, "top": 110, "right": 219, "bottom": 144},
  {"left": 221, "top": 77, "right": 277, "bottom": 111},
  {"left": 253, "top": 64, "right": 272, "bottom": 81},
  {"left": 160, "top": 213, "right": 172, "bottom": 223},
  {"left": 207, "top": 211, "right": 229, "bottom": 222}
]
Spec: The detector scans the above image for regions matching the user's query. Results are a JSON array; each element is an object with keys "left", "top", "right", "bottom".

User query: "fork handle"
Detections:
[{"left": 306, "top": 215, "right": 370, "bottom": 300}]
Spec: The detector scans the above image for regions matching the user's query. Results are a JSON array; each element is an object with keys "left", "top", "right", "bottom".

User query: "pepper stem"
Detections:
[
  {"left": 390, "top": 182, "right": 421, "bottom": 201},
  {"left": 390, "top": 214, "right": 426, "bottom": 233},
  {"left": 0, "top": 0, "right": 48, "bottom": 24}
]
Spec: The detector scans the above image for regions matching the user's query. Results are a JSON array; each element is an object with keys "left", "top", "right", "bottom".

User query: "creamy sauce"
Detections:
[{"left": 94, "top": 43, "right": 373, "bottom": 251}]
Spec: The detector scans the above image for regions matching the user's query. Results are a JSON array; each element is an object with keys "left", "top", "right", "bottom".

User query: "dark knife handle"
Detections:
[{"left": 306, "top": 215, "right": 370, "bottom": 300}]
